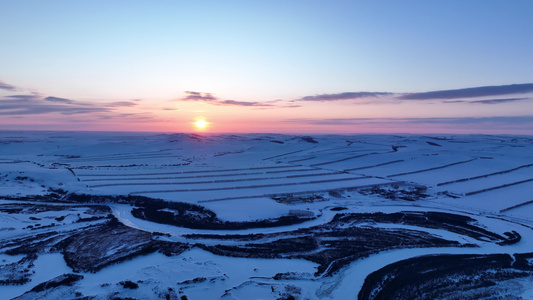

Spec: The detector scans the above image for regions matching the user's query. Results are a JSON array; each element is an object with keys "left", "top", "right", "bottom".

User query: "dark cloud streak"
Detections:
[
  {"left": 444, "top": 98, "right": 530, "bottom": 105},
  {"left": 398, "top": 83, "right": 533, "bottom": 100},
  {"left": 0, "top": 94, "right": 135, "bottom": 116},
  {"left": 180, "top": 91, "right": 279, "bottom": 107},
  {"left": 0, "top": 80, "right": 17, "bottom": 91},
  {"left": 182, "top": 91, "right": 217, "bottom": 101},
  {"left": 105, "top": 101, "right": 138, "bottom": 107},
  {"left": 217, "top": 100, "right": 273, "bottom": 107},
  {"left": 286, "top": 116, "right": 533, "bottom": 126},
  {"left": 6, "top": 94, "right": 41, "bottom": 101},
  {"left": 0, "top": 99, "right": 110, "bottom": 115},
  {"left": 300, "top": 92, "right": 393, "bottom": 101},
  {"left": 44, "top": 96, "right": 74, "bottom": 104}
]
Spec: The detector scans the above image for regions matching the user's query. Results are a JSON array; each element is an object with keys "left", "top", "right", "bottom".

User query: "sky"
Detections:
[{"left": 1, "top": 0, "right": 533, "bottom": 134}]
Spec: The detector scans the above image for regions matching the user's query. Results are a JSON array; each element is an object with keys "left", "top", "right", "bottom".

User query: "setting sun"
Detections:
[{"left": 194, "top": 118, "right": 209, "bottom": 130}]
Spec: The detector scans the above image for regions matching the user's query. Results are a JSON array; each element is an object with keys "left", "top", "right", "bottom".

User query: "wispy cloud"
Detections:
[
  {"left": 295, "top": 83, "right": 533, "bottom": 105},
  {"left": 0, "top": 80, "right": 17, "bottom": 91},
  {"left": 6, "top": 94, "right": 41, "bottom": 101},
  {"left": 180, "top": 91, "right": 278, "bottom": 107},
  {"left": 99, "top": 113, "right": 154, "bottom": 120},
  {"left": 444, "top": 97, "right": 530, "bottom": 105},
  {"left": 0, "top": 98, "right": 110, "bottom": 115},
  {"left": 105, "top": 101, "right": 138, "bottom": 107},
  {"left": 0, "top": 94, "right": 142, "bottom": 116},
  {"left": 299, "top": 92, "right": 392, "bottom": 101},
  {"left": 398, "top": 83, "right": 533, "bottom": 100},
  {"left": 217, "top": 100, "right": 273, "bottom": 107},
  {"left": 44, "top": 96, "right": 75, "bottom": 104},
  {"left": 287, "top": 116, "right": 533, "bottom": 126},
  {"left": 182, "top": 91, "right": 217, "bottom": 101}
]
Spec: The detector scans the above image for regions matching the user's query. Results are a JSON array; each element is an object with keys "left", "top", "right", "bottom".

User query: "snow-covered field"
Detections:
[{"left": 1, "top": 131, "right": 532, "bottom": 299}]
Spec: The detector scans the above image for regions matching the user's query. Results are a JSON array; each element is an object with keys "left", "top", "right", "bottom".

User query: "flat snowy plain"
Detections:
[{"left": 1, "top": 131, "right": 532, "bottom": 299}]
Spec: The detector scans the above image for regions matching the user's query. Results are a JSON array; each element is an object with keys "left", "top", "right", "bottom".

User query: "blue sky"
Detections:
[{"left": 1, "top": 1, "right": 532, "bottom": 133}]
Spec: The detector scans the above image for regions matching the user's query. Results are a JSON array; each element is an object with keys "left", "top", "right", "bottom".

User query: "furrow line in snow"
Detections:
[
  {"left": 309, "top": 152, "right": 379, "bottom": 167},
  {"left": 58, "top": 154, "right": 181, "bottom": 163},
  {"left": 437, "top": 163, "right": 533, "bottom": 186},
  {"left": 262, "top": 147, "right": 315, "bottom": 160},
  {"left": 265, "top": 168, "right": 317, "bottom": 174},
  {"left": 343, "top": 159, "right": 405, "bottom": 172},
  {"left": 387, "top": 158, "right": 477, "bottom": 178},
  {"left": 87, "top": 172, "right": 355, "bottom": 188},
  {"left": 77, "top": 164, "right": 302, "bottom": 177},
  {"left": 465, "top": 178, "right": 533, "bottom": 196},
  {"left": 82, "top": 172, "right": 266, "bottom": 181},
  {"left": 129, "top": 176, "right": 378, "bottom": 194},
  {"left": 197, "top": 181, "right": 405, "bottom": 202},
  {"left": 57, "top": 149, "right": 173, "bottom": 160},
  {"left": 82, "top": 169, "right": 323, "bottom": 181},
  {"left": 287, "top": 156, "right": 316, "bottom": 163},
  {"left": 500, "top": 200, "right": 533, "bottom": 213}
]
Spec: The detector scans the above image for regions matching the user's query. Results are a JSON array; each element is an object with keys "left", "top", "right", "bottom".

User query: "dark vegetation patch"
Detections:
[
  {"left": 391, "top": 145, "right": 406, "bottom": 152},
  {"left": 358, "top": 185, "right": 429, "bottom": 201},
  {"left": 130, "top": 198, "right": 315, "bottom": 230},
  {"left": 0, "top": 202, "right": 190, "bottom": 274},
  {"left": 29, "top": 273, "right": 84, "bottom": 293},
  {"left": 119, "top": 280, "right": 139, "bottom": 289},
  {"left": 3, "top": 193, "right": 158, "bottom": 205},
  {"left": 332, "top": 211, "right": 519, "bottom": 245},
  {"left": 1, "top": 196, "right": 518, "bottom": 280},
  {"left": 0, "top": 254, "right": 36, "bottom": 286},
  {"left": 0, "top": 203, "right": 81, "bottom": 214},
  {"left": 426, "top": 141, "right": 442, "bottom": 147},
  {"left": 192, "top": 211, "right": 516, "bottom": 276},
  {"left": 299, "top": 136, "right": 318, "bottom": 144},
  {"left": 52, "top": 217, "right": 189, "bottom": 273},
  {"left": 358, "top": 253, "right": 533, "bottom": 300},
  {"left": 178, "top": 277, "right": 207, "bottom": 285},
  {"left": 4, "top": 231, "right": 71, "bottom": 256},
  {"left": 270, "top": 140, "right": 284, "bottom": 144},
  {"left": 200, "top": 227, "right": 457, "bottom": 276},
  {"left": 330, "top": 206, "right": 348, "bottom": 211},
  {"left": 272, "top": 194, "right": 325, "bottom": 204}
]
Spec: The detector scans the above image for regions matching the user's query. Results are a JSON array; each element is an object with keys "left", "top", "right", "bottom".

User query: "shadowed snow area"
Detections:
[{"left": 1, "top": 131, "right": 533, "bottom": 299}]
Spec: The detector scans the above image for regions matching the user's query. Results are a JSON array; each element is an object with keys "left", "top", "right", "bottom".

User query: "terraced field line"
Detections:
[
  {"left": 500, "top": 200, "right": 533, "bottom": 213},
  {"left": 58, "top": 149, "right": 173, "bottom": 159},
  {"left": 87, "top": 172, "right": 351, "bottom": 188},
  {"left": 343, "top": 160, "right": 404, "bottom": 172},
  {"left": 73, "top": 152, "right": 174, "bottom": 159},
  {"left": 437, "top": 163, "right": 533, "bottom": 186},
  {"left": 129, "top": 176, "right": 373, "bottom": 194},
  {"left": 465, "top": 178, "right": 533, "bottom": 196},
  {"left": 0, "top": 160, "right": 29, "bottom": 164},
  {"left": 197, "top": 181, "right": 405, "bottom": 202},
  {"left": 82, "top": 172, "right": 266, "bottom": 181},
  {"left": 58, "top": 152, "right": 174, "bottom": 160},
  {"left": 85, "top": 170, "right": 333, "bottom": 182},
  {"left": 311, "top": 146, "right": 352, "bottom": 154},
  {"left": 310, "top": 152, "right": 379, "bottom": 167},
  {"left": 62, "top": 155, "right": 182, "bottom": 162},
  {"left": 77, "top": 165, "right": 302, "bottom": 177},
  {"left": 387, "top": 158, "right": 477, "bottom": 178},
  {"left": 265, "top": 168, "right": 317, "bottom": 174},
  {"left": 262, "top": 147, "right": 315, "bottom": 160},
  {"left": 314, "top": 148, "right": 386, "bottom": 155},
  {"left": 287, "top": 156, "right": 316, "bottom": 163}
]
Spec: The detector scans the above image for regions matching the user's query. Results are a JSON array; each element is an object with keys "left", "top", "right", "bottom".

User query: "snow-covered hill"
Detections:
[{"left": 1, "top": 131, "right": 532, "bottom": 299}]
